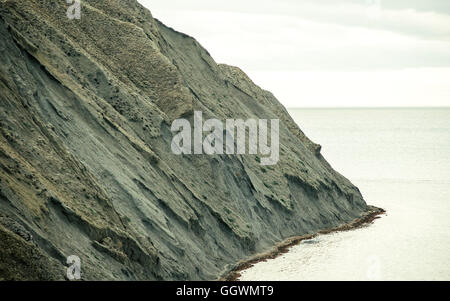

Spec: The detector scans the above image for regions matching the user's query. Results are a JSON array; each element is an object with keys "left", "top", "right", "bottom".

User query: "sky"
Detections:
[{"left": 139, "top": 0, "right": 450, "bottom": 108}]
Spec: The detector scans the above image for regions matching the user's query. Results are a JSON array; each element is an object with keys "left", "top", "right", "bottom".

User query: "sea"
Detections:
[{"left": 240, "top": 108, "right": 450, "bottom": 281}]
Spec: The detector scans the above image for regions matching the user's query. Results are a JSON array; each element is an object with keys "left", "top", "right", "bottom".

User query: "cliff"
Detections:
[{"left": 0, "top": 0, "right": 372, "bottom": 280}]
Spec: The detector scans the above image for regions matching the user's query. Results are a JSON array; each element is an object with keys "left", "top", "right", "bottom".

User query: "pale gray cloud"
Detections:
[
  {"left": 139, "top": 0, "right": 450, "bottom": 107},
  {"left": 143, "top": 0, "right": 450, "bottom": 39},
  {"left": 142, "top": 0, "right": 450, "bottom": 70}
]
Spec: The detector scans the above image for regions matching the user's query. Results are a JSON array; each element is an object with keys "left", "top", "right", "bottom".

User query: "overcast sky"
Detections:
[{"left": 139, "top": 0, "right": 450, "bottom": 108}]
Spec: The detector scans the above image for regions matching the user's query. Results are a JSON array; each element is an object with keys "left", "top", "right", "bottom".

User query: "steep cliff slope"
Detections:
[{"left": 0, "top": 0, "right": 372, "bottom": 280}]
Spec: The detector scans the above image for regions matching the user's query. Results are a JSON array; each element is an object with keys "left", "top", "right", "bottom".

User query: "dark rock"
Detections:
[{"left": 0, "top": 0, "right": 370, "bottom": 280}]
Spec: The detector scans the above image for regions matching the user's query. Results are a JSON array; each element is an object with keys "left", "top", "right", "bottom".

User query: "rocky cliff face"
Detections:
[{"left": 0, "top": 0, "right": 369, "bottom": 280}]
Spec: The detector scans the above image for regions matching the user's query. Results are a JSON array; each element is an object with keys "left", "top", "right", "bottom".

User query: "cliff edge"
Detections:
[{"left": 0, "top": 0, "right": 371, "bottom": 280}]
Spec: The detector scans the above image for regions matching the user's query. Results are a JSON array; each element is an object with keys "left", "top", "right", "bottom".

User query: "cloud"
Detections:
[
  {"left": 147, "top": 8, "right": 450, "bottom": 71},
  {"left": 139, "top": 0, "right": 450, "bottom": 107},
  {"left": 142, "top": 0, "right": 450, "bottom": 40}
]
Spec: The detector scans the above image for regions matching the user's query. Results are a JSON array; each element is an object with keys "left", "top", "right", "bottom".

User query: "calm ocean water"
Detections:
[{"left": 240, "top": 108, "right": 450, "bottom": 281}]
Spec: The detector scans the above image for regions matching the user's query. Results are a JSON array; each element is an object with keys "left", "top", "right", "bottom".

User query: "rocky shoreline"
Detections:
[{"left": 220, "top": 206, "right": 386, "bottom": 281}]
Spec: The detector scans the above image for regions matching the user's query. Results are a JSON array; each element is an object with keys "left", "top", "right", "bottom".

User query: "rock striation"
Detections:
[{"left": 0, "top": 0, "right": 373, "bottom": 280}]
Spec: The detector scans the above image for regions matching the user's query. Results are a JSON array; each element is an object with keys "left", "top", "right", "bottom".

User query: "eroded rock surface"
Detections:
[{"left": 0, "top": 0, "right": 369, "bottom": 280}]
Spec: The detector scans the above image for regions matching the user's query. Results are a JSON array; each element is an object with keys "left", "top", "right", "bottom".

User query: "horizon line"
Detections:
[{"left": 287, "top": 106, "right": 450, "bottom": 110}]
